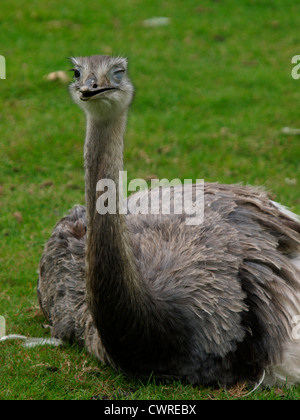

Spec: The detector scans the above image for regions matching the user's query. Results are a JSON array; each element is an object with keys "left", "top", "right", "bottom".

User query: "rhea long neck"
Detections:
[{"left": 84, "top": 110, "right": 149, "bottom": 367}]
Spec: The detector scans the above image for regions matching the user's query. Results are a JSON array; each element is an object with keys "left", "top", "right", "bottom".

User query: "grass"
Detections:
[{"left": 0, "top": 0, "right": 300, "bottom": 400}]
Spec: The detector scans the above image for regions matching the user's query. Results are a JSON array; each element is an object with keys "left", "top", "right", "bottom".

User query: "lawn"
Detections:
[{"left": 0, "top": 0, "right": 300, "bottom": 400}]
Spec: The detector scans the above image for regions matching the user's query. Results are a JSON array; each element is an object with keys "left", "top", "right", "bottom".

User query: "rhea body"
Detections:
[{"left": 38, "top": 55, "right": 300, "bottom": 386}]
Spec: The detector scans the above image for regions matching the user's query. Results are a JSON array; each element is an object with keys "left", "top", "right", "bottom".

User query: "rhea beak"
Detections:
[{"left": 79, "top": 82, "right": 118, "bottom": 101}]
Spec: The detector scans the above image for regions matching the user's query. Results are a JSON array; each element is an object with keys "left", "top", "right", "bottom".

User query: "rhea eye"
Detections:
[
  {"left": 71, "top": 68, "right": 81, "bottom": 79},
  {"left": 109, "top": 67, "right": 125, "bottom": 84}
]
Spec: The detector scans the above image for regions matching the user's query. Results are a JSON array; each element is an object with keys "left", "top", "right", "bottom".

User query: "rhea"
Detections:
[{"left": 38, "top": 55, "right": 300, "bottom": 387}]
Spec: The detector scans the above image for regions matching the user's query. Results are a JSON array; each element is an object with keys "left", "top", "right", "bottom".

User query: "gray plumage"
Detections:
[{"left": 38, "top": 55, "right": 300, "bottom": 387}]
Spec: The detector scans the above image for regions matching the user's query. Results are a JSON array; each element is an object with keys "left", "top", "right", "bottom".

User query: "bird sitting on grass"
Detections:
[{"left": 38, "top": 55, "right": 300, "bottom": 387}]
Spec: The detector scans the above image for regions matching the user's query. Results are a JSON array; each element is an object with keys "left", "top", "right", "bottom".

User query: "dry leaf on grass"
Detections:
[
  {"left": 13, "top": 211, "right": 23, "bottom": 223},
  {"left": 44, "top": 71, "right": 70, "bottom": 83}
]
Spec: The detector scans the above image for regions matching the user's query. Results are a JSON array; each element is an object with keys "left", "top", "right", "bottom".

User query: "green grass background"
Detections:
[{"left": 0, "top": 0, "right": 300, "bottom": 400}]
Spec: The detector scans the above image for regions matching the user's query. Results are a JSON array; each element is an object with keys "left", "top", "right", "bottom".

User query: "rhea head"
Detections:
[{"left": 69, "top": 55, "right": 134, "bottom": 121}]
